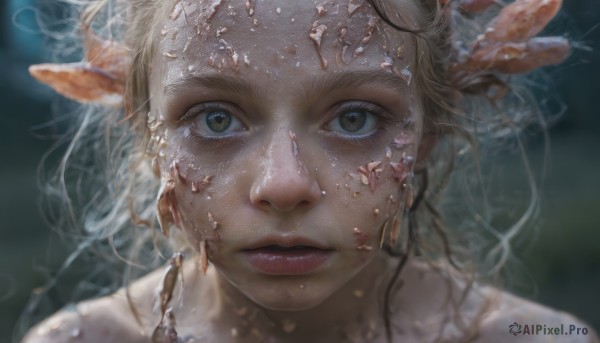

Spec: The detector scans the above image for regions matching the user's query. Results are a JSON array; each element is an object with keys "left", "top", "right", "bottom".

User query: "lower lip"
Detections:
[{"left": 242, "top": 248, "right": 333, "bottom": 275}]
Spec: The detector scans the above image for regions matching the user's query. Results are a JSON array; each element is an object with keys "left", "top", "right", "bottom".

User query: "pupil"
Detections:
[
  {"left": 206, "top": 112, "right": 231, "bottom": 132},
  {"left": 340, "top": 111, "right": 366, "bottom": 132}
]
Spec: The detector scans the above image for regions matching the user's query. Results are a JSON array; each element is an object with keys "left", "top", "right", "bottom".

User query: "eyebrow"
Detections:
[{"left": 164, "top": 70, "right": 410, "bottom": 98}]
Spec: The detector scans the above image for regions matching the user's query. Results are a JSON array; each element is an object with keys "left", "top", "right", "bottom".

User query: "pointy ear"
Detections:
[{"left": 29, "top": 63, "right": 124, "bottom": 106}]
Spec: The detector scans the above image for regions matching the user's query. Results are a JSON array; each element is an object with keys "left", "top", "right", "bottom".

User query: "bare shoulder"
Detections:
[
  {"left": 21, "top": 297, "right": 146, "bottom": 343},
  {"left": 396, "top": 260, "right": 598, "bottom": 343},
  {"left": 474, "top": 288, "right": 599, "bottom": 343},
  {"left": 21, "top": 268, "right": 165, "bottom": 343}
]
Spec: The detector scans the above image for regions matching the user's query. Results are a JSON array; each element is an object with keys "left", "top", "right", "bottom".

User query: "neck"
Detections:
[{"left": 208, "top": 252, "right": 393, "bottom": 341}]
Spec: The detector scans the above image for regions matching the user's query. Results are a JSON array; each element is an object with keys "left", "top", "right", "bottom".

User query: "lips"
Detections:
[{"left": 241, "top": 237, "right": 333, "bottom": 275}]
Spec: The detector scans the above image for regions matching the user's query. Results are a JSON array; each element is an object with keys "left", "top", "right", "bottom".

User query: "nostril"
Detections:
[{"left": 298, "top": 200, "right": 310, "bottom": 207}]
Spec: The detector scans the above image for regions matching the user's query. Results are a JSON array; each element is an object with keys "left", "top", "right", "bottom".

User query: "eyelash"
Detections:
[{"left": 177, "top": 101, "right": 395, "bottom": 144}]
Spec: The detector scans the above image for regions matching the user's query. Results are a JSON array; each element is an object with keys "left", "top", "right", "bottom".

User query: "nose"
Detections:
[{"left": 250, "top": 131, "right": 322, "bottom": 213}]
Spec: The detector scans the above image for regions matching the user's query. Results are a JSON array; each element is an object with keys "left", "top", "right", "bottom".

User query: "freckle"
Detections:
[
  {"left": 251, "top": 328, "right": 263, "bottom": 340},
  {"left": 282, "top": 319, "right": 296, "bottom": 333},
  {"left": 353, "top": 289, "right": 364, "bottom": 298},
  {"left": 235, "top": 306, "right": 248, "bottom": 316}
]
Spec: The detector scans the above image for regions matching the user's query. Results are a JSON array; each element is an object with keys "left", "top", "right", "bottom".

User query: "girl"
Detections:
[{"left": 22, "top": 0, "right": 599, "bottom": 342}]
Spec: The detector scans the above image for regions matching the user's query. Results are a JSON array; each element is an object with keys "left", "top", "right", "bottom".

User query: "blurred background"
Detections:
[{"left": 1, "top": 0, "right": 599, "bottom": 341}]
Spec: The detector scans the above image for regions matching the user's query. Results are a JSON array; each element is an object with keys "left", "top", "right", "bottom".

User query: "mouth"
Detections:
[{"left": 242, "top": 240, "right": 334, "bottom": 275}]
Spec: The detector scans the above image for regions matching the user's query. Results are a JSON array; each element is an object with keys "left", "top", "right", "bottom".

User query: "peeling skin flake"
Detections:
[
  {"left": 309, "top": 22, "right": 329, "bottom": 69},
  {"left": 348, "top": 0, "right": 363, "bottom": 15},
  {"left": 208, "top": 212, "right": 218, "bottom": 230},
  {"left": 316, "top": 4, "right": 327, "bottom": 16},
  {"left": 170, "top": 2, "right": 183, "bottom": 20}
]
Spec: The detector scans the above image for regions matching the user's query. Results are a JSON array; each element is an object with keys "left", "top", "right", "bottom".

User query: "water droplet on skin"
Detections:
[
  {"left": 353, "top": 46, "right": 364, "bottom": 57},
  {"left": 232, "top": 52, "right": 239, "bottom": 67},
  {"left": 216, "top": 27, "right": 228, "bottom": 36},
  {"left": 299, "top": 284, "right": 305, "bottom": 289},
  {"left": 374, "top": 208, "right": 380, "bottom": 215},
  {"left": 231, "top": 327, "right": 239, "bottom": 337},
  {"left": 380, "top": 56, "right": 394, "bottom": 72},
  {"left": 243, "top": 53, "right": 250, "bottom": 66},
  {"left": 276, "top": 7, "right": 281, "bottom": 14},
  {"left": 353, "top": 289, "right": 364, "bottom": 298},
  {"left": 245, "top": 0, "right": 254, "bottom": 16},
  {"left": 208, "top": 212, "right": 218, "bottom": 230},
  {"left": 385, "top": 146, "right": 392, "bottom": 160},
  {"left": 163, "top": 52, "right": 177, "bottom": 58},
  {"left": 70, "top": 328, "right": 81, "bottom": 338},
  {"left": 321, "top": 190, "right": 327, "bottom": 196}
]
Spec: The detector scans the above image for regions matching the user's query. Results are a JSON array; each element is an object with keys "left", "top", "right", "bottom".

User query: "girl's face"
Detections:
[{"left": 150, "top": 0, "right": 421, "bottom": 311}]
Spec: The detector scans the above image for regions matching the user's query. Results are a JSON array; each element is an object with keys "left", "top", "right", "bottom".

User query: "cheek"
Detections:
[{"left": 332, "top": 144, "right": 416, "bottom": 253}]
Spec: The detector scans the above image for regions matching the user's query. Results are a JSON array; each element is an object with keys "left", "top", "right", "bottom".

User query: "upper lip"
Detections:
[{"left": 242, "top": 235, "right": 333, "bottom": 251}]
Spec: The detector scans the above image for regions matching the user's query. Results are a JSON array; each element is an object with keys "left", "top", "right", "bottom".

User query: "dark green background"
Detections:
[{"left": 1, "top": 0, "right": 599, "bottom": 341}]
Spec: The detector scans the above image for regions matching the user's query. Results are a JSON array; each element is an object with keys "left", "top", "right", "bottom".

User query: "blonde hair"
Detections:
[{"left": 19, "top": 0, "right": 562, "bottom": 341}]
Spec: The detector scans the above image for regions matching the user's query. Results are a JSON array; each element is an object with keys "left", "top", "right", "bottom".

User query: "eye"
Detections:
[
  {"left": 326, "top": 103, "right": 381, "bottom": 136},
  {"left": 181, "top": 103, "right": 245, "bottom": 137},
  {"left": 206, "top": 111, "right": 232, "bottom": 132}
]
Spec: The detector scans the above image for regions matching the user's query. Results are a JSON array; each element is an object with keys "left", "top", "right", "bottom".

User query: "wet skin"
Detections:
[
  {"left": 149, "top": 0, "right": 421, "bottom": 337},
  {"left": 21, "top": 1, "right": 600, "bottom": 342}
]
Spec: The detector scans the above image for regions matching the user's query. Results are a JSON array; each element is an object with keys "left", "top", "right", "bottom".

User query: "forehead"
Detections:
[{"left": 152, "top": 0, "right": 417, "bottom": 91}]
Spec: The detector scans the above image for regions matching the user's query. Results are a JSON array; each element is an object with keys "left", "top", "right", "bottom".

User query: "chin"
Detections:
[{"left": 240, "top": 278, "right": 340, "bottom": 312}]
